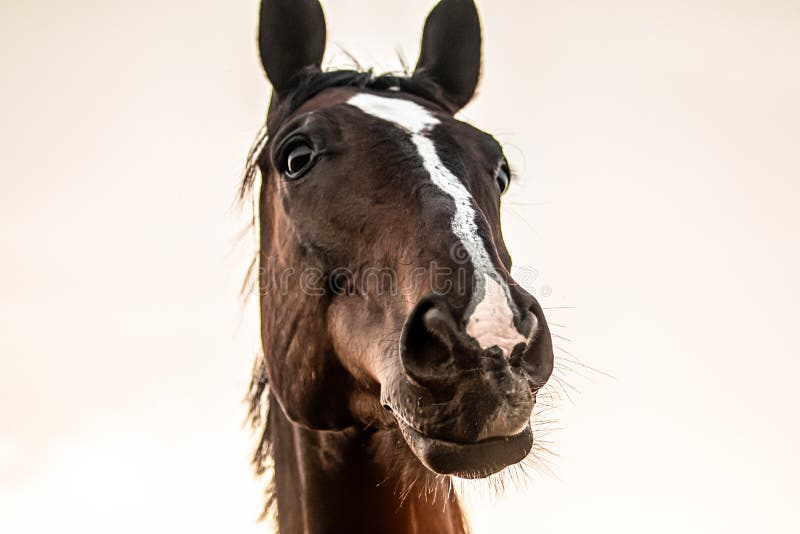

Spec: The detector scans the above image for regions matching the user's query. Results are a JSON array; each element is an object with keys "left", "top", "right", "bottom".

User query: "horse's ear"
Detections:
[
  {"left": 413, "top": 0, "right": 482, "bottom": 111},
  {"left": 258, "top": 0, "right": 327, "bottom": 94}
]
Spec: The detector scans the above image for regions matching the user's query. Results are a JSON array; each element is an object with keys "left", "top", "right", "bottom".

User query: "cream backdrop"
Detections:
[{"left": 1, "top": 1, "right": 798, "bottom": 532}]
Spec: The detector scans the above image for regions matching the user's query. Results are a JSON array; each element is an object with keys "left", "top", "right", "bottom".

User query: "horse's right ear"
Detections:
[
  {"left": 413, "top": 0, "right": 482, "bottom": 112},
  {"left": 258, "top": 0, "right": 327, "bottom": 95}
]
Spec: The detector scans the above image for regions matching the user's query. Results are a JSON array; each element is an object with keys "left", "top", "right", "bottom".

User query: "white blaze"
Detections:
[{"left": 347, "top": 93, "right": 529, "bottom": 355}]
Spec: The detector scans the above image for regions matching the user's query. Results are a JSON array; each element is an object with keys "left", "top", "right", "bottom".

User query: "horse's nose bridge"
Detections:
[
  {"left": 407, "top": 167, "right": 532, "bottom": 353},
  {"left": 347, "top": 91, "right": 523, "bottom": 331},
  {"left": 422, "top": 192, "right": 530, "bottom": 349}
]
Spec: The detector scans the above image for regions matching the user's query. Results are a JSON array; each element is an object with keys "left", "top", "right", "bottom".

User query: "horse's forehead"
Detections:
[
  {"left": 290, "top": 87, "right": 450, "bottom": 131},
  {"left": 346, "top": 93, "right": 441, "bottom": 132}
]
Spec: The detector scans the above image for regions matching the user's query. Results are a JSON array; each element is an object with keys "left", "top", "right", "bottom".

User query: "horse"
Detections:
[{"left": 242, "top": 1, "right": 555, "bottom": 532}]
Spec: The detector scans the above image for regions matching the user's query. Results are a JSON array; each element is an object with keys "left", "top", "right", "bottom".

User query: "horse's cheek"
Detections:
[{"left": 270, "top": 355, "right": 356, "bottom": 431}]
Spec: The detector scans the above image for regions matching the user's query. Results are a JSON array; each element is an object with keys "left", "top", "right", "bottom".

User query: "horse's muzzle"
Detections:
[{"left": 380, "top": 294, "right": 554, "bottom": 477}]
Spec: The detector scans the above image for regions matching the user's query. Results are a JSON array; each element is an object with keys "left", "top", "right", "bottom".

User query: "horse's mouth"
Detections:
[{"left": 397, "top": 420, "right": 533, "bottom": 479}]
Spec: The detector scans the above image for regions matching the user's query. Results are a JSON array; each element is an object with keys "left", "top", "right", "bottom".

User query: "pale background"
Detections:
[{"left": 1, "top": 0, "right": 799, "bottom": 532}]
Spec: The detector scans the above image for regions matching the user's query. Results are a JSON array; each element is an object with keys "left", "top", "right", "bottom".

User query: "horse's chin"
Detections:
[{"left": 397, "top": 421, "right": 533, "bottom": 479}]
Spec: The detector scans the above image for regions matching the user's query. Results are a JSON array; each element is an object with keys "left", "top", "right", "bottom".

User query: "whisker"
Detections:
[{"left": 501, "top": 204, "right": 542, "bottom": 239}]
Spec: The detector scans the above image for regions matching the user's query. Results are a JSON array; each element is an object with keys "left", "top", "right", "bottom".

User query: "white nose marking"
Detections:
[
  {"left": 347, "top": 93, "right": 532, "bottom": 355},
  {"left": 466, "top": 274, "right": 528, "bottom": 356}
]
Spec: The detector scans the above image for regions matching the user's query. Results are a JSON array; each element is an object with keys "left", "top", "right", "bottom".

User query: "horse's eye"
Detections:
[
  {"left": 280, "top": 139, "right": 316, "bottom": 180},
  {"left": 496, "top": 162, "right": 511, "bottom": 194}
]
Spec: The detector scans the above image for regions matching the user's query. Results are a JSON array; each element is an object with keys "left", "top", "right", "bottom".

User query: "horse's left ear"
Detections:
[{"left": 413, "top": 0, "right": 482, "bottom": 112}]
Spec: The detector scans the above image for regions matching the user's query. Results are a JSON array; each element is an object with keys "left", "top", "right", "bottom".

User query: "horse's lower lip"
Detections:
[{"left": 397, "top": 422, "right": 533, "bottom": 479}]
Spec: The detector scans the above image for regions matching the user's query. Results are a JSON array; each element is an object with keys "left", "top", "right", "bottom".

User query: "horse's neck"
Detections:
[{"left": 268, "top": 394, "right": 468, "bottom": 534}]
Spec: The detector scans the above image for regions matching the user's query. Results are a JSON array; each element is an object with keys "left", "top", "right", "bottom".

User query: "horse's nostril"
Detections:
[
  {"left": 421, "top": 307, "right": 460, "bottom": 351},
  {"left": 519, "top": 300, "right": 555, "bottom": 387},
  {"left": 400, "top": 298, "right": 479, "bottom": 387},
  {"left": 516, "top": 310, "right": 538, "bottom": 339},
  {"left": 382, "top": 404, "right": 393, "bottom": 413}
]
